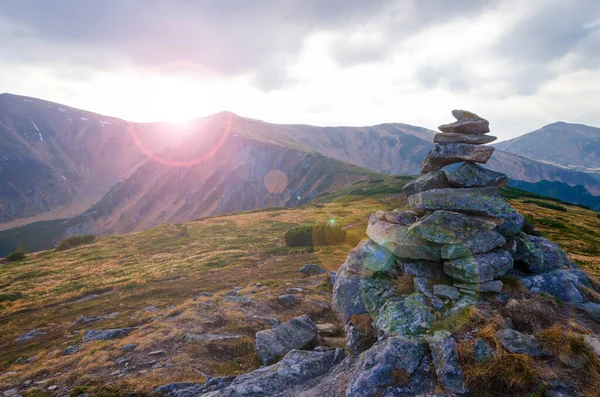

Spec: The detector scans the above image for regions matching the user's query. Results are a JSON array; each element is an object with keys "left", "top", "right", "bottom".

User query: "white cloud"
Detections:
[{"left": 0, "top": 0, "right": 598, "bottom": 141}]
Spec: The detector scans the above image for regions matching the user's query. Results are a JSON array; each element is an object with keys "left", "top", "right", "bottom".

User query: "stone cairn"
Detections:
[{"left": 332, "top": 110, "right": 599, "bottom": 396}]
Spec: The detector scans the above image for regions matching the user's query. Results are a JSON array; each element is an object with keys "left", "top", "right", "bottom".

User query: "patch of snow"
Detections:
[
  {"left": 62, "top": 175, "right": 67, "bottom": 181},
  {"left": 31, "top": 120, "right": 40, "bottom": 132},
  {"left": 23, "top": 99, "right": 33, "bottom": 103},
  {"left": 68, "top": 118, "right": 73, "bottom": 122},
  {"left": 80, "top": 117, "right": 88, "bottom": 121},
  {"left": 58, "top": 108, "right": 66, "bottom": 113},
  {"left": 100, "top": 120, "right": 112, "bottom": 127},
  {"left": 39, "top": 133, "right": 43, "bottom": 142}
]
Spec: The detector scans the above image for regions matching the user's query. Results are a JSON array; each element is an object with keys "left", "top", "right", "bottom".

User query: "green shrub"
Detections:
[
  {"left": 537, "top": 218, "right": 567, "bottom": 229},
  {"left": 522, "top": 215, "right": 542, "bottom": 237},
  {"left": 522, "top": 200, "right": 568, "bottom": 212},
  {"left": 6, "top": 244, "right": 26, "bottom": 262},
  {"left": 56, "top": 234, "right": 96, "bottom": 251},
  {"left": 285, "top": 223, "right": 346, "bottom": 247}
]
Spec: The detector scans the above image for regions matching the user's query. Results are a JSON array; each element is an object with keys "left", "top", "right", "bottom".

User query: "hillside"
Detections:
[
  {"left": 3, "top": 94, "right": 600, "bottom": 236},
  {"left": 1, "top": 179, "right": 600, "bottom": 395},
  {"left": 0, "top": 94, "right": 186, "bottom": 227},
  {"left": 496, "top": 122, "right": 600, "bottom": 172}
]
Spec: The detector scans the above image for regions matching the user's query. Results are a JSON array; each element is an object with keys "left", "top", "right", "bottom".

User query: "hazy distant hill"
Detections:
[
  {"left": 495, "top": 122, "right": 600, "bottom": 172},
  {"left": 0, "top": 94, "right": 184, "bottom": 227},
  {"left": 2, "top": 93, "right": 600, "bottom": 241}
]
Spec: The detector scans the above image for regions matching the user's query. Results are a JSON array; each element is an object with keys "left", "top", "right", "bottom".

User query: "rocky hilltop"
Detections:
[{"left": 154, "top": 111, "right": 600, "bottom": 396}]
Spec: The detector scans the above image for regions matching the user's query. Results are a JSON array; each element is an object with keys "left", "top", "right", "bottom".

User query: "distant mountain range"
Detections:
[
  {"left": 496, "top": 122, "right": 600, "bottom": 172},
  {"left": 1, "top": 93, "right": 599, "bottom": 253}
]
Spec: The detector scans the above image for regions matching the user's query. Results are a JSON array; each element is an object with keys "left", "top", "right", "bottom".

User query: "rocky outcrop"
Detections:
[
  {"left": 157, "top": 109, "right": 600, "bottom": 397},
  {"left": 255, "top": 315, "right": 318, "bottom": 365},
  {"left": 327, "top": 110, "right": 600, "bottom": 396}
]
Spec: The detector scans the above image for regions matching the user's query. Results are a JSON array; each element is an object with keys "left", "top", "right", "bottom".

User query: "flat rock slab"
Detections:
[
  {"left": 347, "top": 336, "right": 426, "bottom": 397},
  {"left": 202, "top": 349, "right": 345, "bottom": 397},
  {"left": 434, "top": 132, "right": 497, "bottom": 144},
  {"left": 441, "top": 230, "right": 506, "bottom": 260},
  {"left": 82, "top": 328, "right": 133, "bottom": 343},
  {"left": 185, "top": 333, "right": 242, "bottom": 342},
  {"left": 420, "top": 143, "right": 494, "bottom": 173},
  {"left": 521, "top": 269, "right": 592, "bottom": 304},
  {"left": 443, "top": 249, "right": 513, "bottom": 283},
  {"left": 408, "top": 210, "right": 498, "bottom": 244},
  {"left": 438, "top": 110, "right": 490, "bottom": 135},
  {"left": 408, "top": 187, "right": 524, "bottom": 237},
  {"left": 366, "top": 214, "right": 442, "bottom": 261},
  {"left": 255, "top": 315, "right": 318, "bottom": 365},
  {"left": 402, "top": 171, "right": 449, "bottom": 196},
  {"left": 447, "top": 163, "right": 508, "bottom": 188},
  {"left": 454, "top": 280, "right": 503, "bottom": 293},
  {"left": 496, "top": 328, "right": 543, "bottom": 357},
  {"left": 438, "top": 119, "right": 490, "bottom": 135},
  {"left": 433, "top": 284, "right": 460, "bottom": 300}
]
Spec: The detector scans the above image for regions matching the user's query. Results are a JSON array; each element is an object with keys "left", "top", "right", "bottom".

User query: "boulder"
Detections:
[
  {"left": 514, "top": 234, "right": 570, "bottom": 274},
  {"left": 332, "top": 241, "right": 399, "bottom": 322},
  {"left": 402, "top": 171, "right": 450, "bottom": 196},
  {"left": 278, "top": 294, "right": 300, "bottom": 307},
  {"left": 355, "top": 239, "right": 396, "bottom": 272},
  {"left": 446, "top": 162, "right": 508, "bottom": 188},
  {"left": 408, "top": 187, "right": 524, "bottom": 236},
  {"left": 332, "top": 242, "right": 369, "bottom": 322},
  {"left": 579, "top": 302, "right": 600, "bottom": 323},
  {"left": 375, "top": 294, "right": 434, "bottom": 337},
  {"left": 443, "top": 250, "right": 513, "bottom": 283},
  {"left": 202, "top": 348, "right": 345, "bottom": 397},
  {"left": 420, "top": 143, "right": 494, "bottom": 173},
  {"left": 473, "top": 337, "right": 494, "bottom": 363},
  {"left": 583, "top": 335, "right": 600, "bottom": 358},
  {"left": 383, "top": 353, "right": 437, "bottom": 396},
  {"left": 441, "top": 230, "right": 506, "bottom": 259},
  {"left": 408, "top": 210, "right": 499, "bottom": 244},
  {"left": 366, "top": 214, "right": 442, "bottom": 261},
  {"left": 346, "top": 321, "right": 377, "bottom": 356},
  {"left": 521, "top": 269, "right": 591, "bottom": 304},
  {"left": 255, "top": 315, "right": 318, "bottom": 365},
  {"left": 299, "top": 263, "right": 325, "bottom": 276},
  {"left": 82, "top": 328, "right": 133, "bottom": 343},
  {"left": 496, "top": 328, "right": 543, "bottom": 357},
  {"left": 434, "top": 132, "right": 497, "bottom": 144},
  {"left": 347, "top": 337, "right": 426, "bottom": 397},
  {"left": 426, "top": 331, "right": 468, "bottom": 394}
]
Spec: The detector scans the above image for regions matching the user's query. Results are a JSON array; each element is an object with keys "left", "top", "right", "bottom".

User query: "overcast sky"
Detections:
[{"left": 1, "top": 0, "right": 599, "bottom": 140}]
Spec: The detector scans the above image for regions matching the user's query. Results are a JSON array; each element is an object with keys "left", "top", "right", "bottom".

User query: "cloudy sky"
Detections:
[{"left": 0, "top": 0, "right": 599, "bottom": 140}]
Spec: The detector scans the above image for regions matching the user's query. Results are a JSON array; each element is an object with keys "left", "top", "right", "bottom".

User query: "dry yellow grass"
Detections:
[{"left": 1, "top": 186, "right": 599, "bottom": 393}]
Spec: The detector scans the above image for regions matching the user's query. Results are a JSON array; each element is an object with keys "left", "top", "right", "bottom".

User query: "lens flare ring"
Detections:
[{"left": 127, "top": 113, "right": 232, "bottom": 167}]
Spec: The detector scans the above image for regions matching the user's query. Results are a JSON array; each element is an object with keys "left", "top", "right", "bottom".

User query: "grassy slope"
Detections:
[{"left": 0, "top": 180, "right": 599, "bottom": 393}]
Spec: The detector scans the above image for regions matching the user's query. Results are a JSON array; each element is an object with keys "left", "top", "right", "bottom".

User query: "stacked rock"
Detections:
[
  {"left": 406, "top": 110, "right": 523, "bottom": 295},
  {"left": 331, "top": 110, "right": 525, "bottom": 395}
]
